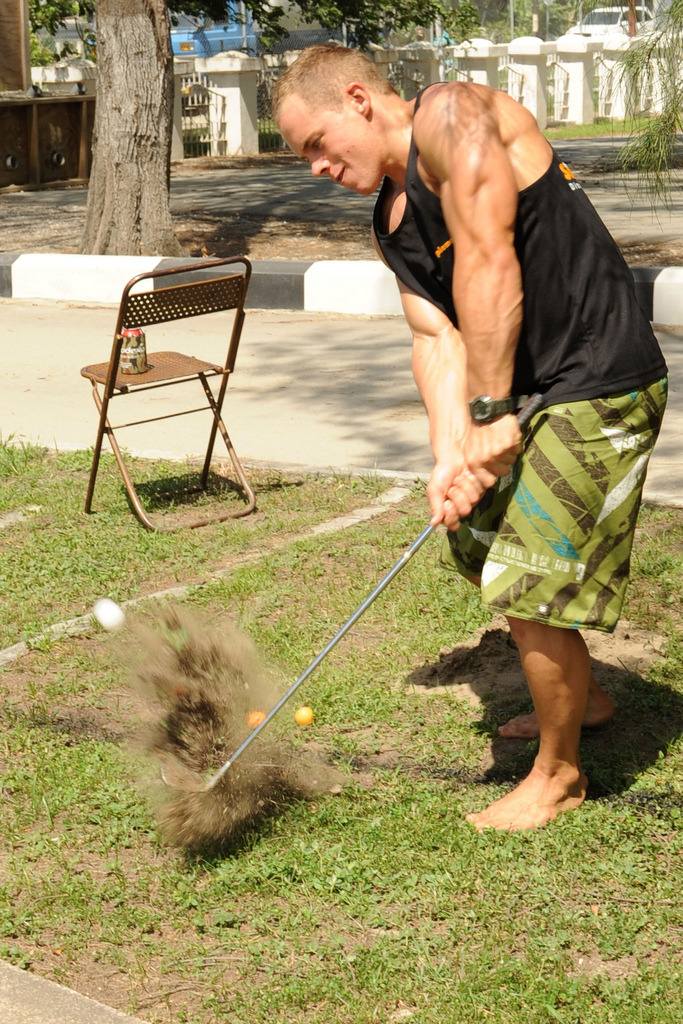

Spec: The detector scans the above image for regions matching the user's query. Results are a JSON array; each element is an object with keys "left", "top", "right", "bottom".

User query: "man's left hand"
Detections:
[
  {"left": 466, "top": 414, "right": 522, "bottom": 477},
  {"left": 442, "top": 414, "right": 522, "bottom": 530}
]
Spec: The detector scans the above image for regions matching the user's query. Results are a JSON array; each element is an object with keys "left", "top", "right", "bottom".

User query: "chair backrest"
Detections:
[{"left": 116, "top": 258, "right": 251, "bottom": 333}]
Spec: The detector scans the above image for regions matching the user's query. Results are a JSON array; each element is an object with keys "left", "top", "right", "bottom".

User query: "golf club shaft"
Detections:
[
  {"left": 205, "top": 392, "right": 544, "bottom": 789},
  {"left": 204, "top": 522, "right": 434, "bottom": 789}
]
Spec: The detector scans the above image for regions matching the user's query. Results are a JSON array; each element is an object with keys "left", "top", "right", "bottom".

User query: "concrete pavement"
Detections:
[
  {"left": 2, "top": 298, "right": 681, "bottom": 505},
  {"left": 0, "top": 961, "right": 148, "bottom": 1024}
]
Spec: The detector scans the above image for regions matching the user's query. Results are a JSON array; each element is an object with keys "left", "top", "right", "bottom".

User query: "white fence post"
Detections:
[
  {"left": 195, "top": 51, "right": 261, "bottom": 156},
  {"left": 31, "top": 58, "right": 97, "bottom": 96},
  {"left": 507, "top": 36, "right": 556, "bottom": 130},
  {"left": 396, "top": 43, "right": 443, "bottom": 99},
  {"left": 554, "top": 36, "right": 602, "bottom": 124},
  {"left": 367, "top": 44, "right": 400, "bottom": 85},
  {"left": 445, "top": 38, "right": 507, "bottom": 87},
  {"left": 597, "top": 33, "right": 636, "bottom": 119}
]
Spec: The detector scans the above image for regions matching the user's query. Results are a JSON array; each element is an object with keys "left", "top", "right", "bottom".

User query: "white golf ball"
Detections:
[{"left": 93, "top": 597, "right": 125, "bottom": 631}]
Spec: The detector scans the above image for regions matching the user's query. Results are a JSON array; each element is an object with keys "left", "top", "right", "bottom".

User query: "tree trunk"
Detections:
[
  {"left": 627, "top": 0, "right": 638, "bottom": 37},
  {"left": 81, "top": 0, "right": 182, "bottom": 255}
]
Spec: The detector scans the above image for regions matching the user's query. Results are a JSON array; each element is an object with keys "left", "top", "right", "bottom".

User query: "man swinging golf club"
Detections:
[{"left": 273, "top": 46, "right": 668, "bottom": 831}]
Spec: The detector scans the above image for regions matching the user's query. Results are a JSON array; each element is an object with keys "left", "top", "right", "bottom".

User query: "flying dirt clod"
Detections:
[{"left": 130, "top": 607, "right": 345, "bottom": 851}]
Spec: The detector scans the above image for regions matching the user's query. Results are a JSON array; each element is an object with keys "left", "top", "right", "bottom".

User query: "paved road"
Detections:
[
  {"left": 168, "top": 136, "right": 683, "bottom": 240},
  {"left": 1, "top": 139, "right": 681, "bottom": 254},
  {"left": 2, "top": 299, "right": 681, "bottom": 505}
]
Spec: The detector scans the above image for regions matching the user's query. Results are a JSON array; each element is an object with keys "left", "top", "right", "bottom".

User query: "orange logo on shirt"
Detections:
[
  {"left": 559, "top": 160, "right": 583, "bottom": 191},
  {"left": 435, "top": 238, "right": 453, "bottom": 258}
]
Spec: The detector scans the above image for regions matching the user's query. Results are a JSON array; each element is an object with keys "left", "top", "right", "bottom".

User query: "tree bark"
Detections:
[
  {"left": 627, "top": 0, "right": 638, "bottom": 37},
  {"left": 81, "top": 0, "right": 182, "bottom": 255}
]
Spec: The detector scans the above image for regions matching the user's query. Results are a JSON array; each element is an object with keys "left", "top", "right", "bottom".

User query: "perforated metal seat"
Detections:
[
  {"left": 81, "top": 351, "right": 223, "bottom": 390},
  {"left": 80, "top": 258, "right": 256, "bottom": 531}
]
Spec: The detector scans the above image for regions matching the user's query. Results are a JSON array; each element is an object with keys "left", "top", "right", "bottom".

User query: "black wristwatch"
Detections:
[{"left": 469, "top": 395, "right": 519, "bottom": 424}]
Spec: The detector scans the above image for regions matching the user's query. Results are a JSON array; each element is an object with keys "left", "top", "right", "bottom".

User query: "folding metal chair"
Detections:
[{"left": 80, "top": 257, "right": 256, "bottom": 531}]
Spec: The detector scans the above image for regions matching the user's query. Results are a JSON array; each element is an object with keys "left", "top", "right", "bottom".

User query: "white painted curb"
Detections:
[
  {"left": 652, "top": 267, "right": 683, "bottom": 325},
  {"left": 304, "top": 260, "right": 403, "bottom": 316},
  {"left": 2, "top": 254, "right": 682, "bottom": 324},
  {"left": 11, "top": 254, "right": 160, "bottom": 304}
]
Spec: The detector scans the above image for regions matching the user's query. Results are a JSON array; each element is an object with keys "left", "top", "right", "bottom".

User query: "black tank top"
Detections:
[{"left": 373, "top": 89, "right": 667, "bottom": 406}]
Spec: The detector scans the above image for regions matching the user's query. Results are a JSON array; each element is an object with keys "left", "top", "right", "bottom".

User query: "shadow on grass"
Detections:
[
  {"left": 135, "top": 469, "right": 304, "bottom": 507},
  {"left": 405, "top": 626, "right": 683, "bottom": 806},
  {"left": 123, "top": 468, "right": 305, "bottom": 524},
  {"left": 136, "top": 469, "right": 247, "bottom": 513}
]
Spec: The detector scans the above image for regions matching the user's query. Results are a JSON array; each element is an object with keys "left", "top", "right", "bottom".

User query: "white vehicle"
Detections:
[{"left": 566, "top": 5, "right": 654, "bottom": 38}]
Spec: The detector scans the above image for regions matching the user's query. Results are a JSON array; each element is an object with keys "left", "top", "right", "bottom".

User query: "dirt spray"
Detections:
[{"left": 130, "top": 607, "right": 344, "bottom": 851}]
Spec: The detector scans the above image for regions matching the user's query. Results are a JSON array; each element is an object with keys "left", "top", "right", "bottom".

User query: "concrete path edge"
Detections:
[{"left": 0, "top": 960, "right": 149, "bottom": 1024}]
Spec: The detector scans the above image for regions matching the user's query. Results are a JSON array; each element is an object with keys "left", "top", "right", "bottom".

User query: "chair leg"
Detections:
[
  {"left": 89, "top": 383, "right": 157, "bottom": 530},
  {"left": 87, "top": 375, "right": 255, "bottom": 532},
  {"left": 199, "top": 373, "right": 222, "bottom": 489},
  {"left": 85, "top": 382, "right": 110, "bottom": 513},
  {"left": 105, "top": 428, "right": 157, "bottom": 530},
  {"left": 198, "top": 374, "right": 256, "bottom": 516}
]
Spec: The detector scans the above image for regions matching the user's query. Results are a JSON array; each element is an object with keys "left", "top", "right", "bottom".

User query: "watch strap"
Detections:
[{"left": 469, "top": 395, "right": 520, "bottom": 423}]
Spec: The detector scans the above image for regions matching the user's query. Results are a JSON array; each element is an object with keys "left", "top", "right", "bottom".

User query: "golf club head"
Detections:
[{"left": 158, "top": 758, "right": 210, "bottom": 794}]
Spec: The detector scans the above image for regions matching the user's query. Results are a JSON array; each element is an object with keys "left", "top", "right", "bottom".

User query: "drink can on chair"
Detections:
[{"left": 119, "top": 327, "right": 149, "bottom": 374}]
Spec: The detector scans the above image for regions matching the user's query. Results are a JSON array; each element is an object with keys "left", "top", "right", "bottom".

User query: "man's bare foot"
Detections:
[
  {"left": 466, "top": 765, "right": 587, "bottom": 832},
  {"left": 498, "top": 687, "right": 615, "bottom": 739}
]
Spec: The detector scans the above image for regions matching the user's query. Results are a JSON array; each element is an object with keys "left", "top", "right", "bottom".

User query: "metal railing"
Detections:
[
  {"left": 499, "top": 56, "right": 526, "bottom": 106},
  {"left": 181, "top": 72, "right": 227, "bottom": 158},
  {"left": 256, "top": 65, "right": 288, "bottom": 152},
  {"left": 548, "top": 60, "right": 570, "bottom": 123}
]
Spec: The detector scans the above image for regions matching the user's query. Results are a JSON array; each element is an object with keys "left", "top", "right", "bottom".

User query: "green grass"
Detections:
[
  {"left": 0, "top": 444, "right": 682, "bottom": 1024},
  {"left": 545, "top": 116, "right": 653, "bottom": 141},
  {"left": 0, "top": 439, "right": 388, "bottom": 647}
]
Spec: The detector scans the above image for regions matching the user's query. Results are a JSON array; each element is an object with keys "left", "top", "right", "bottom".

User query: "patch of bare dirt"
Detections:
[
  {"left": 12, "top": 935, "right": 216, "bottom": 1024},
  {"left": 617, "top": 238, "right": 683, "bottom": 266},
  {"left": 568, "top": 935, "right": 682, "bottom": 983},
  {"left": 404, "top": 617, "right": 680, "bottom": 788},
  {"left": 0, "top": 638, "right": 147, "bottom": 742},
  {"left": 173, "top": 154, "right": 300, "bottom": 173},
  {"left": 406, "top": 617, "right": 667, "bottom": 708},
  {"left": 569, "top": 950, "right": 639, "bottom": 981},
  {"left": 175, "top": 212, "right": 375, "bottom": 262},
  {"left": 8, "top": 199, "right": 682, "bottom": 265}
]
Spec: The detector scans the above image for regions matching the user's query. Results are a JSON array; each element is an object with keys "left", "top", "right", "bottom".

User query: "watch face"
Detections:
[{"left": 471, "top": 398, "right": 491, "bottom": 421}]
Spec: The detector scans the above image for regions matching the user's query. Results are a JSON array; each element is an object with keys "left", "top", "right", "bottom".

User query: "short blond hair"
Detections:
[{"left": 272, "top": 45, "right": 396, "bottom": 122}]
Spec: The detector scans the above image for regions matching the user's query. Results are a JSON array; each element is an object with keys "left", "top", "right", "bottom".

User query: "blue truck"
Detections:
[
  {"left": 170, "top": 4, "right": 259, "bottom": 57},
  {"left": 170, "top": 4, "right": 343, "bottom": 57}
]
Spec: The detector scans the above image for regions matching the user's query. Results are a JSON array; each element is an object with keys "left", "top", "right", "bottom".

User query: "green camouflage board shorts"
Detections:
[{"left": 441, "top": 378, "right": 668, "bottom": 632}]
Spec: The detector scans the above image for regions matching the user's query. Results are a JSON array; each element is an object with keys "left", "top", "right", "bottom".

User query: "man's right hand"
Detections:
[
  {"left": 429, "top": 415, "right": 522, "bottom": 530},
  {"left": 427, "top": 459, "right": 487, "bottom": 530}
]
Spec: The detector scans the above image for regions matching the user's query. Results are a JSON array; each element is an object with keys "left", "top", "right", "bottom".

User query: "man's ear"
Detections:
[{"left": 344, "top": 82, "right": 372, "bottom": 118}]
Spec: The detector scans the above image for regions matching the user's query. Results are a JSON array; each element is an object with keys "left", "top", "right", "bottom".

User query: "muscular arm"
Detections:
[
  {"left": 402, "top": 283, "right": 469, "bottom": 459},
  {"left": 413, "top": 84, "right": 523, "bottom": 400},
  {"left": 398, "top": 84, "right": 525, "bottom": 527},
  {"left": 400, "top": 282, "right": 492, "bottom": 525}
]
